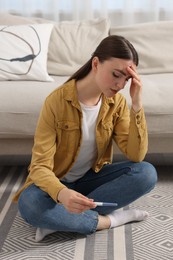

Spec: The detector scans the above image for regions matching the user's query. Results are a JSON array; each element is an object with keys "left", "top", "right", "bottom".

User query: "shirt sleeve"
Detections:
[
  {"left": 113, "top": 99, "right": 148, "bottom": 162},
  {"left": 28, "top": 97, "right": 66, "bottom": 202}
]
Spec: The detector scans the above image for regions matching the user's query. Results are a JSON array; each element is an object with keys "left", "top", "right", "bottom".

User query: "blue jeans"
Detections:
[{"left": 18, "top": 161, "right": 157, "bottom": 235}]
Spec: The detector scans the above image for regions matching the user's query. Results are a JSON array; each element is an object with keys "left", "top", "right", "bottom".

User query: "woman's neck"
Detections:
[{"left": 76, "top": 74, "right": 102, "bottom": 106}]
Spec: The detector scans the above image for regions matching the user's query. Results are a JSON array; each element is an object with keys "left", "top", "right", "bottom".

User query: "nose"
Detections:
[
  {"left": 117, "top": 77, "right": 128, "bottom": 90},
  {"left": 115, "top": 82, "right": 125, "bottom": 91}
]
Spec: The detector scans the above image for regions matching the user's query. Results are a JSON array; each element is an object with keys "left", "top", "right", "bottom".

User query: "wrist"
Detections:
[
  {"left": 132, "top": 102, "right": 142, "bottom": 113},
  {"left": 57, "top": 187, "right": 68, "bottom": 203}
]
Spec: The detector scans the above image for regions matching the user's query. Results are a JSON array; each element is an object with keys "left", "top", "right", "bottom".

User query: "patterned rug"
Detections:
[{"left": 0, "top": 165, "right": 173, "bottom": 260}]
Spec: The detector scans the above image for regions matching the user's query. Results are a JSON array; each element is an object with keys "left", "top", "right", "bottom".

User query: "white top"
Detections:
[{"left": 61, "top": 98, "right": 102, "bottom": 183}]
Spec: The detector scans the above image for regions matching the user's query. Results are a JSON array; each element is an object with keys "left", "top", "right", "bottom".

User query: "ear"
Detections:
[{"left": 92, "top": 56, "right": 99, "bottom": 71}]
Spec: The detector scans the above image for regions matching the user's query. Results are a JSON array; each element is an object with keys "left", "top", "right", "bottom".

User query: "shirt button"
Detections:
[
  {"left": 137, "top": 121, "right": 140, "bottom": 124},
  {"left": 64, "top": 125, "right": 68, "bottom": 129},
  {"left": 136, "top": 115, "right": 140, "bottom": 119}
]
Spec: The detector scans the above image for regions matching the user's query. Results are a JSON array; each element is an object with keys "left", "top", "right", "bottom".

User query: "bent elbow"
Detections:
[{"left": 127, "top": 152, "right": 146, "bottom": 162}]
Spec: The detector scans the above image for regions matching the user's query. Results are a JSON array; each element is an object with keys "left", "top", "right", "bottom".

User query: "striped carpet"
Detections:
[{"left": 0, "top": 165, "right": 173, "bottom": 260}]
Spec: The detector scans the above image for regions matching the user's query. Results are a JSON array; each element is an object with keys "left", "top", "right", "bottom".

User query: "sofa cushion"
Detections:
[
  {"left": 47, "top": 18, "right": 110, "bottom": 75},
  {"left": 0, "top": 13, "right": 110, "bottom": 76},
  {"left": 110, "top": 21, "right": 173, "bottom": 75},
  {"left": 0, "top": 23, "right": 53, "bottom": 81},
  {"left": 0, "top": 76, "right": 68, "bottom": 138},
  {"left": 121, "top": 73, "right": 173, "bottom": 136}
]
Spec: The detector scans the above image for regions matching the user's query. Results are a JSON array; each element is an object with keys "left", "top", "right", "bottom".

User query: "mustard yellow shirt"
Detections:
[{"left": 13, "top": 79, "right": 148, "bottom": 202}]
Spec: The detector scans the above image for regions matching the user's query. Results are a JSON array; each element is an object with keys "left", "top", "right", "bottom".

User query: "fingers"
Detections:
[
  {"left": 71, "top": 196, "right": 96, "bottom": 213},
  {"left": 127, "top": 65, "right": 140, "bottom": 83},
  {"left": 126, "top": 65, "right": 143, "bottom": 112},
  {"left": 59, "top": 188, "right": 96, "bottom": 214},
  {"left": 127, "top": 66, "right": 142, "bottom": 91},
  {"left": 67, "top": 199, "right": 96, "bottom": 214},
  {"left": 132, "top": 77, "right": 141, "bottom": 88}
]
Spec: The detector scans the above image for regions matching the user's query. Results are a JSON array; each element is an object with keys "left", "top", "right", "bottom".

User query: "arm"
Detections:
[
  {"left": 28, "top": 97, "right": 66, "bottom": 201},
  {"left": 113, "top": 66, "right": 148, "bottom": 161}
]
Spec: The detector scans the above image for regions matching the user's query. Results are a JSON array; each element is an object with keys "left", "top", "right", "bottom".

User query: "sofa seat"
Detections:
[
  {"left": 1, "top": 74, "right": 172, "bottom": 140},
  {"left": 0, "top": 76, "right": 68, "bottom": 139},
  {"left": 0, "top": 73, "right": 173, "bottom": 165}
]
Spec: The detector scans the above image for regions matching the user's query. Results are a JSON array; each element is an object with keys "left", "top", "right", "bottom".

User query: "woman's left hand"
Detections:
[{"left": 127, "top": 65, "right": 142, "bottom": 112}]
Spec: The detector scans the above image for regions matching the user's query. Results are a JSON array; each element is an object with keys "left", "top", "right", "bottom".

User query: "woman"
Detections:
[{"left": 14, "top": 35, "right": 157, "bottom": 242}]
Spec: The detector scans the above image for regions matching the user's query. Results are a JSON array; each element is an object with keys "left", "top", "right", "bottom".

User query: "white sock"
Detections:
[
  {"left": 108, "top": 209, "right": 149, "bottom": 228},
  {"left": 35, "top": 228, "right": 56, "bottom": 242}
]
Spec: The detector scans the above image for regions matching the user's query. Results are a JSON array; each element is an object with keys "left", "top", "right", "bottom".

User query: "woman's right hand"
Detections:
[
  {"left": 57, "top": 188, "right": 96, "bottom": 214},
  {"left": 127, "top": 65, "right": 143, "bottom": 112}
]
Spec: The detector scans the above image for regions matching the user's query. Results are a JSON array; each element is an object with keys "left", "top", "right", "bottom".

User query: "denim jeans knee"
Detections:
[{"left": 134, "top": 161, "right": 158, "bottom": 193}]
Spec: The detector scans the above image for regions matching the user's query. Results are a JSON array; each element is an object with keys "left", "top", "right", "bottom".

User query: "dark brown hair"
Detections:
[{"left": 66, "top": 35, "right": 138, "bottom": 82}]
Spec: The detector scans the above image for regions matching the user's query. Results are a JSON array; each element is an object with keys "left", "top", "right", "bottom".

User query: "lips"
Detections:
[{"left": 110, "top": 88, "right": 118, "bottom": 95}]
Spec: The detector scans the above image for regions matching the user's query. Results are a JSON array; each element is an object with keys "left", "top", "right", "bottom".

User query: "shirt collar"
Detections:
[{"left": 63, "top": 79, "right": 115, "bottom": 107}]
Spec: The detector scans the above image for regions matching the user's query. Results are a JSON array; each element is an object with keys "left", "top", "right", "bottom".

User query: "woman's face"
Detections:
[{"left": 93, "top": 57, "right": 134, "bottom": 97}]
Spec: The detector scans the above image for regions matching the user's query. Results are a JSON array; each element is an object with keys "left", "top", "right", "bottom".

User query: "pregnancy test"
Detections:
[{"left": 95, "top": 202, "right": 118, "bottom": 207}]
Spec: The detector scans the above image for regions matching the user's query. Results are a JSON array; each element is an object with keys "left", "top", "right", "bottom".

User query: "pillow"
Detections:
[
  {"left": 0, "top": 13, "right": 110, "bottom": 76},
  {"left": 110, "top": 21, "right": 173, "bottom": 75},
  {"left": 48, "top": 18, "right": 110, "bottom": 75},
  {"left": 0, "top": 23, "right": 53, "bottom": 81}
]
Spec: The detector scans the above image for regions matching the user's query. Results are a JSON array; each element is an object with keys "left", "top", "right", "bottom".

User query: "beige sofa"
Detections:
[{"left": 0, "top": 13, "right": 173, "bottom": 165}]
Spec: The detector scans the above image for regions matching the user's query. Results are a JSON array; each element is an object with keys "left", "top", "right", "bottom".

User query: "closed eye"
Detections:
[{"left": 112, "top": 72, "right": 120, "bottom": 78}]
